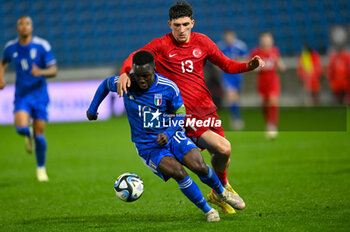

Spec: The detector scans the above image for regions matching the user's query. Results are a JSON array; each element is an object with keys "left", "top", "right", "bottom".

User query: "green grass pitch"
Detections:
[{"left": 0, "top": 110, "right": 349, "bottom": 231}]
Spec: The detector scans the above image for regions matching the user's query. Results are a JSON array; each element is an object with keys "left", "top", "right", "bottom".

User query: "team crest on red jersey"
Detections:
[
  {"left": 154, "top": 94, "right": 162, "bottom": 106},
  {"left": 193, "top": 49, "right": 202, "bottom": 58}
]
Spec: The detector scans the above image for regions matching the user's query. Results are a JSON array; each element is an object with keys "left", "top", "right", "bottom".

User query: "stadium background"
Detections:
[{"left": 1, "top": 0, "right": 350, "bottom": 123}]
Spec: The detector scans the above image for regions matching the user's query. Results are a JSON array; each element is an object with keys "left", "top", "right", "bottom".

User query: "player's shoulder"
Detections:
[
  {"left": 272, "top": 46, "right": 280, "bottom": 53},
  {"left": 106, "top": 75, "right": 120, "bottom": 91},
  {"left": 192, "top": 32, "right": 213, "bottom": 43},
  {"left": 250, "top": 46, "right": 261, "bottom": 54},
  {"left": 192, "top": 32, "right": 210, "bottom": 39},
  {"left": 108, "top": 75, "right": 120, "bottom": 84},
  {"left": 156, "top": 73, "right": 180, "bottom": 96},
  {"left": 153, "top": 33, "right": 171, "bottom": 44},
  {"left": 191, "top": 33, "right": 216, "bottom": 50},
  {"left": 32, "top": 36, "right": 52, "bottom": 51},
  {"left": 234, "top": 39, "right": 248, "bottom": 50},
  {"left": 4, "top": 38, "right": 19, "bottom": 50}
]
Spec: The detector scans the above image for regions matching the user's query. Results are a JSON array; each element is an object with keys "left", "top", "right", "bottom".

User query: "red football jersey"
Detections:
[
  {"left": 250, "top": 46, "right": 280, "bottom": 78},
  {"left": 121, "top": 32, "right": 249, "bottom": 117},
  {"left": 250, "top": 46, "right": 281, "bottom": 97},
  {"left": 297, "top": 51, "right": 323, "bottom": 92},
  {"left": 327, "top": 49, "right": 350, "bottom": 92}
]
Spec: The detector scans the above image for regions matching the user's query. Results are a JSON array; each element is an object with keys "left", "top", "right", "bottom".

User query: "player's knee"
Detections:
[
  {"left": 192, "top": 162, "right": 209, "bottom": 176},
  {"left": 216, "top": 140, "right": 231, "bottom": 157},
  {"left": 172, "top": 166, "right": 188, "bottom": 181},
  {"left": 34, "top": 126, "right": 45, "bottom": 136}
]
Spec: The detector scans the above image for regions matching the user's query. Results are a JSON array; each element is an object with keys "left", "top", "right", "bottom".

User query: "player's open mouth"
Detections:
[{"left": 138, "top": 82, "right": 148, "bottom": 89}]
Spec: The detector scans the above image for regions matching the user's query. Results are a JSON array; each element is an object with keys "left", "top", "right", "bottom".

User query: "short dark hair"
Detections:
[
  {"left": 132, "top": 50, "right": 155, "bottom": 66},
  {"left": 169, "top": 1, "right": 193, "bottom": 20}
]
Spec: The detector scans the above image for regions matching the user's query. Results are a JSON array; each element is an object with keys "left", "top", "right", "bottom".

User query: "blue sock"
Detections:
[
  {"left": 15, "top": 126, "right": 30, "bottom": 137},
  {"left": 198, "top": 165, "right": 224, "bottom": 195},
  {"left": 178, "top": 176, "right": 212, "bottom": 214},
  {"left": 230, "top": 102, "right": 241, "bottom": 120},
  {"left": 34, "top": 135, "right": 47, "bottom": 167}
]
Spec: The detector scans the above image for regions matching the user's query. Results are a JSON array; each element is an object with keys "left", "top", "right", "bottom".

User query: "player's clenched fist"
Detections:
[
  {"left": 31, "top": 64, "right": 42, "bottom": 77},
  {"left": 247, "top": 55, "right": 265, "bottom": 70},
  {"left": 86, "top": 110, "right": 98, "bottom": 121},
  {"left": 157, "top": 133, "right": 169, "bottom": 146}
]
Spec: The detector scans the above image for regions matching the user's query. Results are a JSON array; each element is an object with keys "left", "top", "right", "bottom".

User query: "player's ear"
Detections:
[
  {"left": 191, "top": 19, "right": 195, "bottom": 29},
  {"left": 168, "top": 20, "right": 172, "bottom": 29}
]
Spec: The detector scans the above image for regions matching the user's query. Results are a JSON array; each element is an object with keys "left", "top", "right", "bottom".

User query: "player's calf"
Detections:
[{"left": 182, "top": 149, "right": 210, "bottom": 177}]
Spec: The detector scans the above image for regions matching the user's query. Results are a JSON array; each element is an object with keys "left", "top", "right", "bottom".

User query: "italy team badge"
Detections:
[
  {"left": 154, "top": 94, "right": 162, "bottom": 106},
  {"left": 30, "top": 48, "right": 37, "bottom": 59}
]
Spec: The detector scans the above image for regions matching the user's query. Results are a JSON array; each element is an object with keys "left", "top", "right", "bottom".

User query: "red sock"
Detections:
[
  {"left": 262, "top": 105, "right": 269, "bottom": 124},
  {"left": 212, "top": 170, "right": 228, "bottom": 194},
  {"left": 268, "top": 104, "right": 279, "bottom": 126},
  {"left": 214, "top": 170, "right": 228, "bottom": 186}
]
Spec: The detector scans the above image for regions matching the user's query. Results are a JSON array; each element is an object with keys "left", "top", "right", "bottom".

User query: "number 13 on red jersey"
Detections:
[{"left": 181, "top": 60, "right": 193, "bottom": 73}]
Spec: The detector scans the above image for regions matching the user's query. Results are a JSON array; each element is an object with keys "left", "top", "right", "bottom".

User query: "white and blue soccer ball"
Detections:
[{"left": 114, "top": 173, "right": 144, "bottom": 202}]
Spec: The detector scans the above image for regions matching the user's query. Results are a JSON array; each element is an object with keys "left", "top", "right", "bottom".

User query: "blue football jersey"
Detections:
[
  {"left": 218, "top": 39, "right": 248, "bottom": 79},
  {"left": 106, "top": 73, "right": 184, "bottom": 144},
  {"left": 2, "top": 36, "right": 56, "bottom": 103}
]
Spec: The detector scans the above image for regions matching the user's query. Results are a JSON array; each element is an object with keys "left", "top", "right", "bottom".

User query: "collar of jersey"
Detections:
[{"left": 17, "top": 36, "right": 34, "bottom": 47}]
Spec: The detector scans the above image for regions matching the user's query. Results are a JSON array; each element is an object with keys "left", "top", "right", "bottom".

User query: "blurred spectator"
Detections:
[
  {"left": 297, "top": 45, "right": 323, "bottom": 105},
  {"left": 327, "top": 26, "right": 350, "bottom": 105},
  {"left": 250, "top": 32, "right": 285, "bottom": 139},
  {"left": 217, "top": 29, "right": 248, "bottom": 130}
]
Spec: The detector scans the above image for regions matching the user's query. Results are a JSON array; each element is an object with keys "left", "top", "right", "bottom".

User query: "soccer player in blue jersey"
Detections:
[
  {"left": 87, "top": 51, "right": 245, "bottom": 222},
  {"left": 217, "top": 29, "right": 248, "bottom": 130},
  {"left": 0, "top": 16, "right": 58, "bottom": 182}
]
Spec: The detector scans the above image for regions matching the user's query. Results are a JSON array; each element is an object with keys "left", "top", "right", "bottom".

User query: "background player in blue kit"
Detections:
[
  {"left": 87, "top": 51, "right": 245, "bottom": 222},
  {"left": 217, "top": 29, "right": 248, "bottom": 130},
  {"left": 0, "top": 16, "right": 58, "bottom": 182}
]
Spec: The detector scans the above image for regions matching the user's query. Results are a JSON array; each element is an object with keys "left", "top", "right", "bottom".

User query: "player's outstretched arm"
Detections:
[
  {"left": 31, "top": 64, "right": 58, "bottom": 78},
  {"left": 87, "top": 77, "right": 114, "bottom": 121}
]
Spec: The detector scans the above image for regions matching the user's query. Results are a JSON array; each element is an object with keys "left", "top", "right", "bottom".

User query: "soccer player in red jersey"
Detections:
[
  {"left": 327, "top": 48, "right": 350, "bottom": 105},
  {"left": 117, "top": 1, "right": 264, "bottom": 214},
  {"left": 250, "top": 32, "right": 285, "bottom": 139},
  {"left": 297, "top": 45, "right": 323, "bottom": 105}
]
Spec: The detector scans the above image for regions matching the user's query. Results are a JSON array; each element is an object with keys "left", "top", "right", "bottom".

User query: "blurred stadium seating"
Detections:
[{"left": 1, "top": 0, "right": 350, "bottom": 67}]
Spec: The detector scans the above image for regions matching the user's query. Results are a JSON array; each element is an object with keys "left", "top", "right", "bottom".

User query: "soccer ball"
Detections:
[{"left": 114, "top": 173, "right": 144, "bottom": 202}]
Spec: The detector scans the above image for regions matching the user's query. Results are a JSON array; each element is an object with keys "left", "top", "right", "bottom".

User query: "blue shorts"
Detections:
[
  {"left": 222, "top": 73, "right": 243, "bottom": 92},
  {"left": 135, "top": 130, "right": 197, "bottom": 181},
  {"left": 14, "top": 99, "right": 48, "bottom": 121}
]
